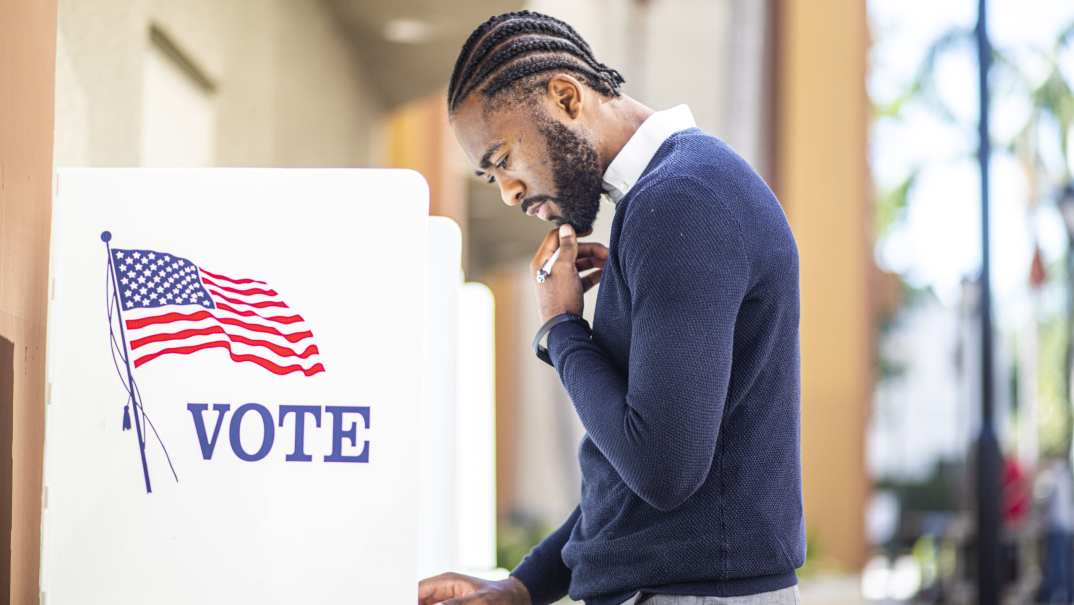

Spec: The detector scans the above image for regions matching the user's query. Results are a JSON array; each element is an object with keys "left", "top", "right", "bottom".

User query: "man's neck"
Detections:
[{"left": 594, "top": 95, "right": 654, "bottom": 174}]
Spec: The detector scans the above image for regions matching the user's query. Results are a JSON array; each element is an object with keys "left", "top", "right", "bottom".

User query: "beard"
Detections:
[{"left": 534, "top": 115, "right": 604, "bottom": 234}]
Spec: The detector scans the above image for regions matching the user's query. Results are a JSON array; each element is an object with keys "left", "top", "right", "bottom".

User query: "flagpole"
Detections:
[{"left": 102, "top": 231, "right": 153, "bottom": 494}]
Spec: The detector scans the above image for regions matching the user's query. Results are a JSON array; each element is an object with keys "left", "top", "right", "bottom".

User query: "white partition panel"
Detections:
[
  {"left": 456, "top": 282, "right": 497, "bottom": 572},
  {"left": 42, "top": 168, "right": 428, "bottom": 604},
  {"left": 418, "top": 216, "right": 462, "bottom": 578}
]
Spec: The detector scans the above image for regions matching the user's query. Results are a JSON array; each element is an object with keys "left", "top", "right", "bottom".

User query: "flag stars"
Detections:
[{"left": 109, "top": 249, "right": 219, "bottom": 311}]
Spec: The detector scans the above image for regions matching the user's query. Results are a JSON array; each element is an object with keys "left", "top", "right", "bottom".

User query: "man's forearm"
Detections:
[{"left": 509, "top": 505, "right": 580, "bottom": 605}]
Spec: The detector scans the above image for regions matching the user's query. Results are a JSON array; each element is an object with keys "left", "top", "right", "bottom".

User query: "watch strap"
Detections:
[{"left": 532, "top": 312, "right": 590, "bottom": 367}]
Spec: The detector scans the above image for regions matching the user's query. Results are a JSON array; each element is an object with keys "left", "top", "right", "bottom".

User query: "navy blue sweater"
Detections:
[{"left": 510, "top": 129, "right": 805, "bottom": 605}]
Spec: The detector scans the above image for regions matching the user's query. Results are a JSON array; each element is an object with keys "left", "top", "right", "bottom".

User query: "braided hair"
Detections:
[{"left": 447, "top": 10, "right": 625, "bottom": 114}]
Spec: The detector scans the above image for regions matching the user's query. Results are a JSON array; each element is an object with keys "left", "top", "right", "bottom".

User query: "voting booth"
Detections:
[
  {"left": 39, "top": 168, "right": 497, "bottom": 603},
  {"left": 419, "top": 219, "right": 499, "bottom": 579}
]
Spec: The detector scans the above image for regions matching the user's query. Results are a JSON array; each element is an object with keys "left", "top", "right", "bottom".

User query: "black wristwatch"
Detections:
[{"left": 532, "top": 312, "right": 591, "bottom": 367}]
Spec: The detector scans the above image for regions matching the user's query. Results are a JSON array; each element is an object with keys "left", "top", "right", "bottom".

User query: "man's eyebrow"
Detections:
[{"left": 474, "top": 142, "right": 505, "bottom": 175}]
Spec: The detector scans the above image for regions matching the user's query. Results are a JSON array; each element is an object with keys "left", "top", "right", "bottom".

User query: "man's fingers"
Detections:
[
  {"left": 556, "top": 224, "right": 578, "bottom": 263},
  {"left": 576, "top": 242, "right": 609, "bottom": 260},
  {"left": 576, "top": 256, "right": 607, "bottom": 272},
  {"left": 418, "top": 573, "right": 476, "bottom": 605},
  {"left": 581, "top": 268, "right": 603, "bottom": 292},
  {"left": 530, "top": 228, "right": 560, "bottom": 272}
]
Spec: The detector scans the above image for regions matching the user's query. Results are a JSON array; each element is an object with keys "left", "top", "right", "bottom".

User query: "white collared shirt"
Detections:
[{"left": 601, "top": 104, "right": 697, "bottom": 204}]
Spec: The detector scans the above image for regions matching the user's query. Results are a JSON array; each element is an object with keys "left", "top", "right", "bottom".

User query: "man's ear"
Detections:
[{"left": 547, "top": 74, "right": 583, "bottom": 120}]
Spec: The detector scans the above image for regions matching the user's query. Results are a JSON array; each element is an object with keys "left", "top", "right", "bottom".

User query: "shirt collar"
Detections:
[{"left": 601, "top": 104, "right": 697, "bottom": 204}]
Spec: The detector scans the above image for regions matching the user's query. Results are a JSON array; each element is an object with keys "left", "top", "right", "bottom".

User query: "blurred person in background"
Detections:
[
  {"left": 1001, "top": 453, "right": 1029, "bottom": 592},
  {"left": 1037, "top": 456, "right": 1074, "bottom": 604},
  {"left": 419, "top": 10, "right": 803, "bottom": 605}
]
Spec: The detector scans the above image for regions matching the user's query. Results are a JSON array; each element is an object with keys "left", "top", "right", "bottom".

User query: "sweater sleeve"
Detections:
[
  {"left": 508, "top": 505, "right": 580, "bottom": 605},
  {"left": 546, "top": 176, "right": 750, "bottom": 511}
]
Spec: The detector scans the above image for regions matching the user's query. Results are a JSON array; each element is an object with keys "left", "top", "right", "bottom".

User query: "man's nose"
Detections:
[{"left": 498, "top": 177, "right": 525, "bottom": 207}]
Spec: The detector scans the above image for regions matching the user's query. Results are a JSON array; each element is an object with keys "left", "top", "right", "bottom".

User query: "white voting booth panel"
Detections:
[
  {"left": 455, "top": 283, "right": 497, "bottom": 572},
  {"left": 418, "top": 220, "right": 499, "bottom": 579},
  {"left": 419, "top": 217, "right": 461, "bottom": 578},
  {"left": 42, "top": 168, "right": 428, "bottom": 604}
]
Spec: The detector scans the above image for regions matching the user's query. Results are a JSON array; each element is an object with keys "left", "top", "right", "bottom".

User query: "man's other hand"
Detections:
[
  {"left": 417, "top": 572, "right": 531, "bottom": 605},
  {"left": 532, "top": 224, "right": 608, "bottom": 323}
]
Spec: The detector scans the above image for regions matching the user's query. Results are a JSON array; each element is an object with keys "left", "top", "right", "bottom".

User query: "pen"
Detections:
[{"left": 536, "top": 247, "right": 561, "bottom": 283}]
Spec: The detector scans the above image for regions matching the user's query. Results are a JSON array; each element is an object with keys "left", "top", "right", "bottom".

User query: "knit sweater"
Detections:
[{"left": 510, "top": 128, "right": 805, "bottom": 605}]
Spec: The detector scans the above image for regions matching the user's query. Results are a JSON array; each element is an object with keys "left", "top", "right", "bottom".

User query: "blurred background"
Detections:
[{"left": 6, "top": 0, "right": 1074, "bottom": 603}]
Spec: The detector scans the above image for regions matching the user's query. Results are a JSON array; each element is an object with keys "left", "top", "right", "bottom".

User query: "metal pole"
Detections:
[
  {"left": 102, "top": 231, "right": 153, "bottom": 494},
  {"left": 974, "top": 0, "right": 1001, "bottom": 602}
]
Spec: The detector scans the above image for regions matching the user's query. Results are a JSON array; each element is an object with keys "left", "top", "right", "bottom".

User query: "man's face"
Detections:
[{"left": 451, "top": 90, "right": 603, "bottom": 236}]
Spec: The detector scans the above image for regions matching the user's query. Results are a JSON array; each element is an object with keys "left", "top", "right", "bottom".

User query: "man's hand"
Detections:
[
  {"left": 417, "top": 572, "right": 531, "bottom": 605},
  {"left": 530, "top": 224, "right": 609, "bottom": 324}
]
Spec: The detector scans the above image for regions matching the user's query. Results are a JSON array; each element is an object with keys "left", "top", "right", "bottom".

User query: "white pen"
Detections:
[{"left": 536, "top": 247, "right": 561, "bottom": 283}]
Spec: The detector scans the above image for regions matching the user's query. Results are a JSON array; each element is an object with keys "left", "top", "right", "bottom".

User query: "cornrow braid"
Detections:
[
  {"left": 483, "top": 56, "right": 619, "bottom": 99},
  {"left": 458, "top": 37, "right": 617, "bottom": 108},
  {"left": 450, "top": 10, "right": 594, "bottom": 96},
  {"left": 447, "top": 11, "right": 625, "bottom": 113},
  {"left": 447, "top": 12, "right": 508, "bottom": 103},
  {"left": 463, "top": 17, "right": 591, "bottom": 83}
]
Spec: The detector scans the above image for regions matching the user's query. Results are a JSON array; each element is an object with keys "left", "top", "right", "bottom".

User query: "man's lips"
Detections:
[
  {"left": 520, "top": 199, "right": 592, "bottom": 236},
  {"left": 536, "top": 203, "right": 553, "bottom": 221},
  {"left": 525, "top": 200, "right": 545, "bottom": 217}
]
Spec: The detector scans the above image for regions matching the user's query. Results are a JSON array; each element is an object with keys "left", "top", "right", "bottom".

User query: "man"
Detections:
[{"left": 420, "top": 10, "right": 804, "bottom": 605}]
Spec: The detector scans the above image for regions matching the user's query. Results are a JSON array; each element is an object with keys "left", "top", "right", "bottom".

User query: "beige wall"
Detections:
[
  {"left": 385, "top": 95, "right": 468, "bottom": 264},
  {"left": 775, "top": 0, "right": 872, "bottom": 571},
  {"left": 54, "top": 0, "right": 384, "bottom": 168},
  {"left": 1, "top": 2, "right": 58, "bottom": 604}
]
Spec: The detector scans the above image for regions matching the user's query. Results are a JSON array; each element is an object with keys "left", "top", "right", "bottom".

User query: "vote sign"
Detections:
[{"left": 41, "top": 168, "right": 428, "bottom": 604}]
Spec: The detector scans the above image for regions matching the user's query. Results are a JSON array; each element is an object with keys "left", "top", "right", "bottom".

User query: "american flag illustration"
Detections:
[
  {"left": 101, "top": 232, "right": 325, "bottom": 494},
  {"left": 110, "top": 247, "right": 325, "bottom": 377}
]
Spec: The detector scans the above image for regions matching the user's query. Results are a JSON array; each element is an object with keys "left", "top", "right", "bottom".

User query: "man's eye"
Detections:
[{"left": 482, "top": 155, "right": 508, "bottom": 185}]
